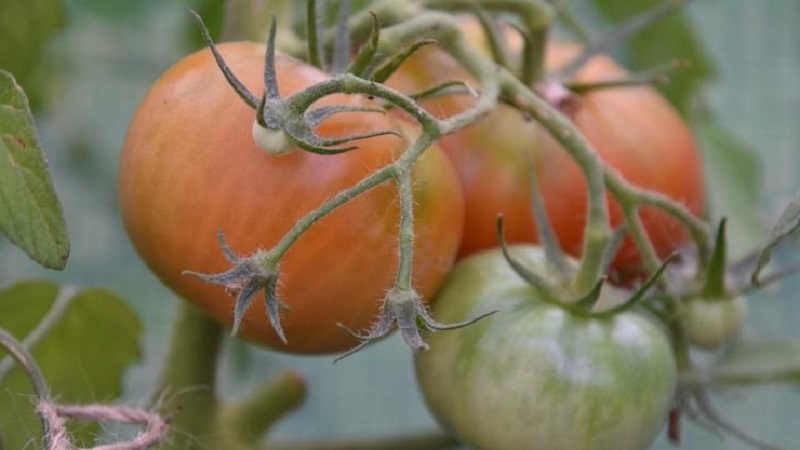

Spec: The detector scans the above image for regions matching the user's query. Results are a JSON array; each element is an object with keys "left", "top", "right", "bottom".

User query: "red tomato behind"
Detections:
[{"left": 387, "top": 39, "right": 705, "bottom": 281}]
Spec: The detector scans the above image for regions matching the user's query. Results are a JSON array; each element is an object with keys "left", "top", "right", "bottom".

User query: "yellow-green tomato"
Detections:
[
  {"left": 415, "top": 246, "right": 677, "bottom": 450},
  {"left": 684, "top": 296, "right": 747, "bottom": 350}
]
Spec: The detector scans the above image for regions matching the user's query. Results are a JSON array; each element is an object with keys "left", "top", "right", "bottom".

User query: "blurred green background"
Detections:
[{"left": 0, "top": 0, "right": 798, "bottom": 449}]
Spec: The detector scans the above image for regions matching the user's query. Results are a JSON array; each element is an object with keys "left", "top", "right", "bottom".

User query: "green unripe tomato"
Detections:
[
  {"left": 684, "top": 296, "right": 747, "bottom": 350},
  {"left": 415, "top": 246, "right": 677, "bottom": 450}
]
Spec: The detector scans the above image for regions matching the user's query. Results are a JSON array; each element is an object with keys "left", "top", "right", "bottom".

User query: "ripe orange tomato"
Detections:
[
  {"left": 119, "top": 42, "right": 464, "bottom": 354},
  {"left": 387, "top": 39, "right": 705, "bottom": 281}
]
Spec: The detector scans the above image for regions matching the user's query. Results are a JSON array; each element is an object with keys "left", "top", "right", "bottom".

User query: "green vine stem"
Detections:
[
  {"left": 394, "top": 167, "right": 417, "bottom": 291},
  {"left": 148, "top": 302, "right": 223, "bottom": 446},
  {"left": 607, "top": 175, "right": 711, "bottom": 260},
  {"left": 220, "top": 371, "right": 307, "bottom": 445},
  {"left": 553, "top": 0, "right": 689, "bottom": 79},
  {"left": 198, "top": 0, "right": 713, "bottom": 354},
  {"left": 188, "top": 7, "right": 503, "bottom": 348},
  {"left": 0, "top": 285, "right": 78, "bottom": 383},
  {"left": 360, "top": 9, "right": 610, "bottom": 295},
  {"left": 150, "top": 302, "right": 306, "bottom": 449},
  {"left": 0, "top": 327, "right": 55, "bottom": 448},
  {"left": 1, "top": 326, "right": 169, "bottom": 449},
  {"left": 191, "top": 5, "right": 607, "bottom": 350}
]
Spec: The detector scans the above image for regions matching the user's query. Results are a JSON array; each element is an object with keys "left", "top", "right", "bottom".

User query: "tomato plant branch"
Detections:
[
  {"left": 192, "top": 18, "right": 502, "bottom": 349},
  {"left": 265, "top": 168, "right": 396, "bottom": 262},
  {"left": 1, "top": 327, "right": 171, "bottom": 449},
  {"left": 553, "top": 0, "right": 689, "bottom": 79},
  {"left": 195, "top": 5, "right": 703, "bottom": 353},
  {"left": 276, "top": 0, "right": 424, "bottom": 57},
  {"left": 285, "top": 2, "right": 706, "bottom": 294},
  {"left": 423, "top": 0, "right": 553, "bottom": 30},
  {"left": 148, "top": 303, "right": 222, "bottom": 448},
  {"left": 268, "top": 430, "right": 460, "bottom": 450},
  {"left": 219, "top": 371, "right": 306, "bottom": 445},
  {"left": 501, "top": 86, "right": 611, "bottom": 294},
  {"left": 619, "top": 205, "right": 663, "bottom": 276},
  {"left": 606, "top": 174, "right": 711, "bottom": 260},
  {"left": 0, "top": 285, "right": 78, "bottom": 383},
  {"left": 151, "top": 302, "right": 307, "bottom": 449},
  {"left": 0, "top": 327, "right": 55, "bottom": 447},
  {"left": 375, "top": 11, "right": 611, "bottom": 293},
  {"left": 394, "top": 167, "right": 417, "bottom": 292}
]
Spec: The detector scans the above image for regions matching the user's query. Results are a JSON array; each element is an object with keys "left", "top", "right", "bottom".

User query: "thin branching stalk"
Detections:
[
  {"left": 394, "top": 167, "right": 418, "bottom": 292},
  {"left": 0, "top": 328, "right": 54, "bottom": 447},
  {"left": 0, "top": 286, "right": 78, "bottom": 383}
]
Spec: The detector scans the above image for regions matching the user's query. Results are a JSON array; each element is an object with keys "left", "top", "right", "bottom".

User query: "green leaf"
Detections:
[
  {"left": 590, "top": 0, "right": 715, "bottom": 115},
  {"left": 712, "top": 340, "right": 800, "bottom": 385},
  {"left": 751, "top": 193, "right": 800, "bottom": 284},
  {"left": 0, "top": 0, "right": 66, "bottom": 109},
  {"left": 0, "top": 70, "right": 69, "bottom": 269},
  {"left": 695, "top": 118, "right": 764, "bottom": 255},
  {"left": 0, "top": 281, "right": 142, "bottom": 449}
]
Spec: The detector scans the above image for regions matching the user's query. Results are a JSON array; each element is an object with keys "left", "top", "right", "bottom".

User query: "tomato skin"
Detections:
[
  {"left": 415, "top": 246, "right": 677, "bottom": 450},
  {"left": 119, "top": 43, "right": 464, "bottom": 354},
  {"left": 684, "top": 296, "right": 747, "bottom": 350},
  {"left": 387, "top": 40, "right": 706, "bottom": 281}
]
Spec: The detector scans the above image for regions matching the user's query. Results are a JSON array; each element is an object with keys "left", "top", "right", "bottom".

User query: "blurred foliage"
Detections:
[
  {"left": 0, "top": 281, "right": 141, "bottom": 449},
  {"left": 713, "top": 339, "right": 800, "bottom": 384},
  {"left": 588, "top": 0, "right": 764, "bottom": 253},
  {"left": 0, "top": 0, "right": 66, "bottom": 109},
  {"left": 590, "top": 0, "right": 715, "bottom": 116},
  {"left": 183, "top": 0, "right": 224, "bottom": 50},
  {"left": 696, "top": 116, "right": 764, "bottom": 253},
  {"left": 0, "top": 70, "right": 69, "bottom": 270},
  {"left": 752, "top": 192, "right": 800, "bottom": 282},
  {"left": 71, "top": 0, "right": 160, "bottom": 19}
]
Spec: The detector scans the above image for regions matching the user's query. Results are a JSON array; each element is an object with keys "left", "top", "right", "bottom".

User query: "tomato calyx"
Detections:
[
  {"left": 192, "top": 11, "right": 401, "bottom": 156},
  {"left": 184, "top": 229, "right": 289, "bottom": 343},
  {"left": 335, "top": 287, "right": 496, "bottom": 362},
  {"left": 496, "top": 215, "right": 673, "bottom": 318}
]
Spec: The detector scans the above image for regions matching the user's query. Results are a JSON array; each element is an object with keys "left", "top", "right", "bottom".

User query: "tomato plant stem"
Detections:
[
  {"left": 380, "top": 12, "right": 613, "bottom": 293},
  {"left": 305, "top": 0, "right": 324, "bottom": 68},
  {"left": 0, "top": 327, "right": 54, "bottom": 448},
  {"left": 605, "top": 173, "right": 710, "bottom": 260},
  {"left": 267, "top": 167, "right": 396, "bottom": 262},
  {"left": 291, "top": 3, "right": 708, "bottom": 295},
  {"left": 221, "top": 371, "right": 306, "bottom": 445},
  {"left": 202, "top": 1, "right": 711, "bottom": 351},
  {"left": 621, "top": 203, "right": 663, "bottom": 276},
  {"left": 0, "top": 285, "right": 77, "bottom": 383},
  {"left": 151, "top": 302, "right": 307, "bottom": 449},
  {"left": 395, "top": 168, "right": 416, "bottom": 292},
  {"left": 148, "top": 302, "right": 221, "bottom": 448},
  {"left": 553, "top": 0, "right": 688, "bottom": 79},
  {"left": 500, "top": 81, "right": 610, "bottom": 293}
]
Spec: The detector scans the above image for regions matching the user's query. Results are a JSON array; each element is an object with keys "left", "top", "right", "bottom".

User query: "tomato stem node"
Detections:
[
  {"left": 184, "top": 229, "right": 287, "bottom": 343},
  {"left": 334, "top": 288, "right": 496, "bottom": 363}
]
